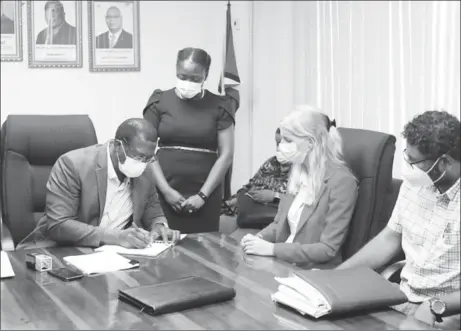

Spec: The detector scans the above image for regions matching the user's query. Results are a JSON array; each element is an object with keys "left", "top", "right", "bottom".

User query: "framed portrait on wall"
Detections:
[
  {"left": 27, "top": 1, "right": 82, "bottom": 68},
  {"left": 1, "top": 0, "right": 23, "bottom": 62},
  {"left": 88, "top": 0, "right": 140, "bottom": 72}
]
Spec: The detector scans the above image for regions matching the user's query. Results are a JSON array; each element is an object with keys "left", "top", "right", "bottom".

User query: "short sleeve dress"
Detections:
[{"left": 143, "top": 88, "right": 235, "bottom": 233}]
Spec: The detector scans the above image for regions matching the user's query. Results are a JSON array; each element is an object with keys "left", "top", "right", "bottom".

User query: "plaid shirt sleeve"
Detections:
[{"left": 387, "top": 181, "right": 411, "bottom": 234}]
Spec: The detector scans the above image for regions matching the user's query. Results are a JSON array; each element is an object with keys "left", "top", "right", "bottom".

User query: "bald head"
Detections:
[
  {"left": 114, "top": 118, "right": 157, "bottom": 164},
  {"left": 115, "top": 118, "right": 156, "bottom": 143},
  {"left": 105, "top": 6, "right": 122, "bottom": 33}
]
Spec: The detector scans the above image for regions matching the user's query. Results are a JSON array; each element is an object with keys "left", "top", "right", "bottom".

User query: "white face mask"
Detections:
[
  {"left": 117, "top": 142, "right": 148, "bottom": 178},
  {"left": 401, "top": 157, "right": 445, "bottom": 188},
  {"left": 276, "top": 141, "right": 307, "bottom": 164},
  {"left": 176, "top": 78, "right": 202, "bottom": 99}
]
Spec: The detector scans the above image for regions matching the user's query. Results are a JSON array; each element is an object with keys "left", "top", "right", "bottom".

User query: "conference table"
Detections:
[{"left": 1, "top": 233, "right": 407, "bottom": 330}]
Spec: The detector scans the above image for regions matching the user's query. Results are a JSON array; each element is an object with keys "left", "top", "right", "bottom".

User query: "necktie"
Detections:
[
  {"left": 109, "top": 34, "right": 117, "bottom": 48},
  {"left": 45, "top": 27, "right": 53, "bottom": 45}
]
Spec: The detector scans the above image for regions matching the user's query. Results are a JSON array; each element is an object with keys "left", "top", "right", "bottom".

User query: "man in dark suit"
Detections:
[
  {"left": 36, "top": 1, "right": 76, "bottom": 45},
  {"left": 96, "top": 6, "right": 133, "bottom": 49},
  {"left": 1, "top": 1, "right": 14, "bottom": 34},
  {"left": 18, "top": 118, "right": 180, "bottom": 249}
]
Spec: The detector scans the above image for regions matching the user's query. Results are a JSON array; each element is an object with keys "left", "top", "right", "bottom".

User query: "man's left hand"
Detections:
[
  {"left": 181, "top": 195, "right": 205, "bottom": 214},
  {"left": 413, "top": 301, "right": 436, "bottom": 327},
  {"left": 149, "top": 223, "right": 181, "bottom": 244},
  {"left": 241, "top": 234, "right": 275, "bottom": 256}
]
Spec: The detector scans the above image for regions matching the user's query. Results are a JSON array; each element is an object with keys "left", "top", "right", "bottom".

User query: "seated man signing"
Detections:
[
  {"left": 338, "top": 110, "right": 460, "bottom": 329},
  {"left": 19, "top": 118, "right": 180, "bottom": 249},
  {"left": 224, "top": 128, "right": 291, "bottom": 229}
]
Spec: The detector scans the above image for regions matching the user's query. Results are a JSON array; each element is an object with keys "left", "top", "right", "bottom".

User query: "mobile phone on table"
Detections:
[{"left": 48, "top": 267, "right": 84, "bottom": 281}]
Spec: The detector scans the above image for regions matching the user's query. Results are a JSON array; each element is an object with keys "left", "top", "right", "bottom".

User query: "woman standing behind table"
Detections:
[{"left": 142, "top": 47, "right": 239, "bottom": 233}]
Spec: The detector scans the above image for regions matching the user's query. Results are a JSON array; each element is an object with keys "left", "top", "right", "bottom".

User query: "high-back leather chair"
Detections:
[
  {"left": 1, "top": 115, "right": 98, "bottom": 247},
  {"left": 338, "top": 127, "right": 396, "bottom": 260}
]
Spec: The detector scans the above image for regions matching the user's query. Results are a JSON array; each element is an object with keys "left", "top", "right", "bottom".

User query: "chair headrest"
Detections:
[
  {"left": 338, "top": 127, "right": 396, "bottom": 180},
  {"left": 3, "top": 115, "right": 97, "bottom": 165}
]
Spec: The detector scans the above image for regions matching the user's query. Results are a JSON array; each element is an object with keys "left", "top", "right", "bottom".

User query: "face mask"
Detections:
[
  {"left": 276, "top": 141, "right": 307, "bottom": 164},
  {"left": 117, "top": 142, "right": 147, "bottom": 178},
  {"left": 401, "top": 157, "right": 445, "bottom": 188},
  {"left": 176, "top": 79, "right": 202, "bottom": 99}
]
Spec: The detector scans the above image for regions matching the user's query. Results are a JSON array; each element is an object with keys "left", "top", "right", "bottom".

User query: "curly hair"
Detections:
[{"left": 402, "top": 110, "right": 460, "bottom": 161}]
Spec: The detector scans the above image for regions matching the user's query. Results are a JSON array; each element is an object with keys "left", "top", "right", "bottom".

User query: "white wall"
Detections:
[{"left": 0, "top": 0, "right": 253, "bottom": 193}]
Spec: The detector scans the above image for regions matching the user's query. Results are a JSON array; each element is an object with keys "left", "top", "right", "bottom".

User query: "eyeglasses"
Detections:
[
  {"left": 119, "top": 140, "right": 157, "bottom": 163},
  {"left": 403, "top": 149, "right": 434, "bottom": 169}
]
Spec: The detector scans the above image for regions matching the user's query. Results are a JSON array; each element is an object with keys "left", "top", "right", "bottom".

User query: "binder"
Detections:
[
  {"left": 118, "top": 276, "right": 236, "bottom": 315},
  {"left": 272, "top": 267, "right": 408, "bottom": 318}
]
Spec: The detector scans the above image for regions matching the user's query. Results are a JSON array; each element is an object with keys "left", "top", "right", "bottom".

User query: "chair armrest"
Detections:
[
  {"left": 1, "top": 221, "right": 15, "bottom": 251},
  {"left": 381, "top": 260, "right": 405, "bottom": 283}
]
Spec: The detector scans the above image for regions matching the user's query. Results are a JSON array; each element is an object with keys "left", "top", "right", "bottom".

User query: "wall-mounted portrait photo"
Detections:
[
  {"left": 1, "top": 0, "right": 23, "bottom": 62},
  {"left": 88, "top": 0, "right": 140, "bottom": 72},
  {"left": 27, "top": 0, "right": 82, "bottom": 68}
]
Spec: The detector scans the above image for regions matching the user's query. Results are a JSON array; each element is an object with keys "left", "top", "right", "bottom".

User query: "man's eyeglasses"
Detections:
[
  {"left": 403, "top": 149, "right": 434, "bottom": 169},
  {"left": 119, "top": 140, "right": 157, "bottom": 163}
]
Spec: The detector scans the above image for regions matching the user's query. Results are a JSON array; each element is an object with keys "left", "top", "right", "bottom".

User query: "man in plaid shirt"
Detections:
[{"left": 339, "top": 111, "right": 460, "bottom": 329}]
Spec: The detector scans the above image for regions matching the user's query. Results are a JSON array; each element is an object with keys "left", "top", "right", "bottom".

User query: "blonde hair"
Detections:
[{"left": 280, "top": 106, "right": 346, "bottom": 204}]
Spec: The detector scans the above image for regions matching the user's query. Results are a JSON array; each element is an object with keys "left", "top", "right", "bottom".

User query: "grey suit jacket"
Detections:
[
  {"left": 258, "top": 164, "right": 358, "bottom": 266},
  {"left": 32, "top": 143, "right": 166, "bottom": 247}
]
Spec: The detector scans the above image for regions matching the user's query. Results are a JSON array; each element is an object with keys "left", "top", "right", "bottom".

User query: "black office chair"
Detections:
[
  {"left": 338, "top": 127, "right": 396, "bottom": 260},
  {"left": 0, "top": 115, "right": 98, "bottom": 248}
]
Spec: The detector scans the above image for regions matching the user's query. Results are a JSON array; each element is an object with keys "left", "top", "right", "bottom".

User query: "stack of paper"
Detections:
[
  {"left": 271, "top": 267, "right": 408, "bottom": 319},
  {"left": 63, "top": 251, "right": 139, "bottom": 275},
  {"left": 95, "top": 234, "right": 187, "bottom": 257},
  {"left": 272, "top": 275, "right": 331, "bottom": 318},
  {"left": 1, "top": 251, "right": 15, "bottom": 279}
]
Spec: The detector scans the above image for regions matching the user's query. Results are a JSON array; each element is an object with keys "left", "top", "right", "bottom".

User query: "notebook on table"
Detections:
[
  {"left": 1, "top": 251, "right": 15, "bottom": 279},
  {"left": 271, "top": 267, "right": 408, "bottom": 318},
  {"left": 118, "top": 276, "right": 236, "bottom": 316},
  {"left": 63, "top": 251, "right": 139, "bottom": 275},
  {"left": 95, "top": 234, "right": 187, "bottom": 257}
]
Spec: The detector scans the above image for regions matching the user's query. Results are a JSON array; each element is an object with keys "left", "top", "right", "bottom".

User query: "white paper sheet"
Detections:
[
  {"left": 95, "top": 234, "right": 187, "bottom": 257},
  {"left": 63, "top": 251, "right": 138, "bottom": 275},
  {"left": 1, "top": 251, "right": 15, "bottom": 279}
]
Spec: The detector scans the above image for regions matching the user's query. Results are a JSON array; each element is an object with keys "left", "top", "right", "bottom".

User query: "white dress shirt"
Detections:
[
  {"left": 99, "top": 143, "right": 134, "bottom": 230},
  {"left": 285, "top": 192, "right": 305, "bottom": 243},
  {"left": 285, "top": 164, "right": 310, "bottom": 243}
]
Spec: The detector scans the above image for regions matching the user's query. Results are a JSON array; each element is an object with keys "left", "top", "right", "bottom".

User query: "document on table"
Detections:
[
  {"left": 1, "top": 250, "right": 15, "bottom": 279},
  {"left": 63, "top": 251, "right": 139, "bottom": 275},
  {"left": 95, "top": 234, "right": 187, "bottom": 257}
]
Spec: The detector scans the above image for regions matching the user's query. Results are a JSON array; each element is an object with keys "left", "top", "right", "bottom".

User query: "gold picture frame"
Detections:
[
  {"left": 88, "top": 0, "right": 141, "bottom": 72},
  {"left": 27, "top": 0, "right": 83, "bottom": 68}
]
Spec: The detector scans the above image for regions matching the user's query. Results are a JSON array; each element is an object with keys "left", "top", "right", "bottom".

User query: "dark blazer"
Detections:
[
  {"left": 1, "top": 14, "right": 14, "bottom": 34},
  {"left": 258, "top": 164, "right": 358, "bottom": 266},
  {"left": 95, "top": 29, "right": 133, "bottom": 49},
  {"left": 30, "top": 143, "right": 166, "bottom": 248},
  {"left": 36, "top": 21, "right": 76, "bottom": 45}
]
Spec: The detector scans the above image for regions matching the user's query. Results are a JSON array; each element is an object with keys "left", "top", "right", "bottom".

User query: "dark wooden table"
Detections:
[{"left": 1, "top": 233, "right": 406, "bottom": 330}]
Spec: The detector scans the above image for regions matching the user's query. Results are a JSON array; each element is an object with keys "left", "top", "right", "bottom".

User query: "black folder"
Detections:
[
  {"left": 118, "top": 276, "right": 236, "bottom": 316},
  {"left": 293, "top": 267, "right": 408, "bottom": 314}
]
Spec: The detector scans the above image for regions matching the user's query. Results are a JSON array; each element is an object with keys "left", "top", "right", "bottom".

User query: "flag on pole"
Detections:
[
  {"left": 220, "top": 1, "right": 240, "bottom": 202},
  {"left": 218, "top": 1, "right": 241, "bottom": 94}
]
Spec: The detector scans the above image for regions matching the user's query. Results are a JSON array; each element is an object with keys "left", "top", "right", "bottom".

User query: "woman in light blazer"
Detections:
[{"left": 241, "top": 108, "right": 358, "bottom": 267}]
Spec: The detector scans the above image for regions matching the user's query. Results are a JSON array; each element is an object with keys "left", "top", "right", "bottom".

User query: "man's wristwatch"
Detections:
[
  {"left": 429, "top": 298, "right": 446, "bottom": 323},
  {"left": 272, "top": 192, "right": 281, "bottom": 203}
]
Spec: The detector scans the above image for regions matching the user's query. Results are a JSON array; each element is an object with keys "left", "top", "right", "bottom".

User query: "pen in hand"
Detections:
[{"left": 132, "top": 223, "right": 151, "bottom": 246}]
